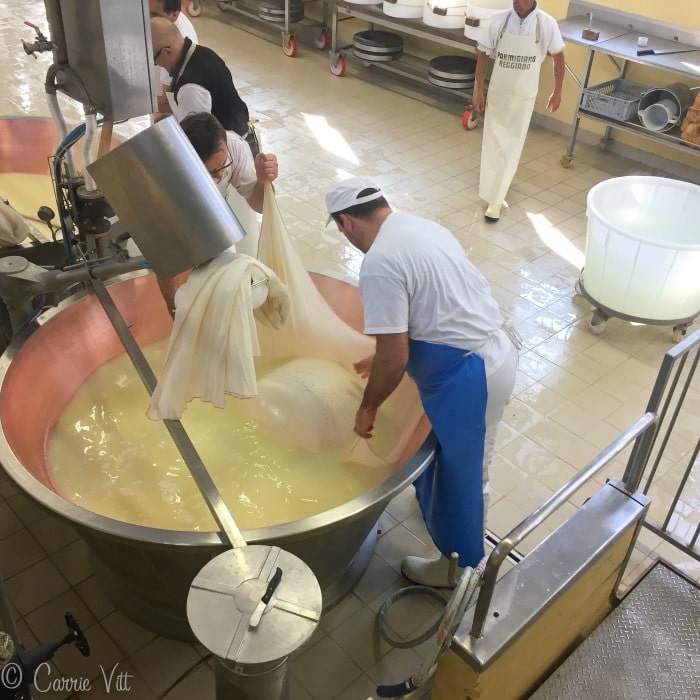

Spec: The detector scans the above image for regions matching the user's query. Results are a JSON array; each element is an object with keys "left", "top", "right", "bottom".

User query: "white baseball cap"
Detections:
[{"left": 325, "top": 176, "right": 385, "bottom": 224}]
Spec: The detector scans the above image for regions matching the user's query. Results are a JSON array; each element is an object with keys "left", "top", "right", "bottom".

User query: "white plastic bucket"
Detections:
[
  {"left": 464, "top": 0, "right": 510, "bottom": 44},
  {"left": 422, "top": 0, "right": 469, "bottom": 29},
  {"left": 383, "top": 0, "right": 424, "bottom": 18},
  {"left": 584, "top": 176, "right": 700, "bottom": 322}
]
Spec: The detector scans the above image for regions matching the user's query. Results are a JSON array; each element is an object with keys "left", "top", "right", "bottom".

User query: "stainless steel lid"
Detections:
[{"left": 187, "top": 545, "right": 322, "bottom": 664}]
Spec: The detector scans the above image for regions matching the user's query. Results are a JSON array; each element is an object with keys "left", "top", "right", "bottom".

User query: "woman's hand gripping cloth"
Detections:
[{"left": 147, "top": 251, "right": 289, "bottom": 420}]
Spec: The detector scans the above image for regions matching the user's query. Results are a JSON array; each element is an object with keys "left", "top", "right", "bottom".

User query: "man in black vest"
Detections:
[{"left": 151, "top": 17, "right": 259, "bottom": 155}]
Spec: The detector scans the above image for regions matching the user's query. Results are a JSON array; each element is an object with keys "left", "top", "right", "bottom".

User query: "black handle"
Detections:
[
  {"left": 636, "top": 49, "right": 654, "bottom": 56},
  {"left": 261, "top": 567, "right": 283, "bottom": 604},
  {"left": 376, "top": 680, "right": 418, "bottom": 697}
]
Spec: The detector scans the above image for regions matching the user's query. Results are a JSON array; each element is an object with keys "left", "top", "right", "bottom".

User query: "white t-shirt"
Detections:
[
  {"left": 158, "top": 15, "right": 198, "bottom": 89},
  {"left": 173, "top": 83, "right": 212, "bottom": 120},
  {"left": 359, "top": 211, "right": 510, "bottom": 373},
  {"left": 175, "top": 12, "right": 198, "bottom": 44},
  {"left": 478, "top": 8, "right": 565, "bottom": 60},
  {"left": 221, "top": 131, "right": 257, "bottom": 200}
]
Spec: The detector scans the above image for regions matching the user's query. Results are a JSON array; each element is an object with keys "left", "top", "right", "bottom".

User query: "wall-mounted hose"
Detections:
[{"left": 376, "top": 556, "right": 487, "bottom": 698}]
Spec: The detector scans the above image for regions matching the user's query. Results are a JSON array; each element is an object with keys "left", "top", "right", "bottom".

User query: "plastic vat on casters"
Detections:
[{"left": 584, "top": 176, "right": 700, "bottom": 323}]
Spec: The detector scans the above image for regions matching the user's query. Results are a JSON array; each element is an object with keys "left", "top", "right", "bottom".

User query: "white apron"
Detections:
[{"left": 479, "top": 13, "right": 543, "bottom": 206}]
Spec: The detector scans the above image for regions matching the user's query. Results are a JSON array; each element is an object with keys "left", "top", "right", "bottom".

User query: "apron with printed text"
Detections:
[
  {"left": 407, "top": 339, "right": 488, "bottom": 569},
  {"left": 479, "top": 13, "right": 543, "bottom": 206}
]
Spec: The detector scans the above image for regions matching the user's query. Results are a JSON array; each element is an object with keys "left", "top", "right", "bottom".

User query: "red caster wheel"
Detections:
[
  {"left": 330, "top": 55, "right": 346, "bottom": 76},
  {"left": 314, "top": 30, "right": 330, "bottom": 50},
  {"left": 462, "top": 108, "right": 478, "bottom": 130},
  {"left": 282, "top": 36, "right": 297, "bottom": 57},
  {"left": 186, "top": 0, "right": 202, "bottom": 17}
]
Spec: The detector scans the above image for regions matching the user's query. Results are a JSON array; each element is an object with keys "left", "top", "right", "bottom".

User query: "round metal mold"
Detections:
[
  {"left": 352, "top": 30, "right": 403, "bottom": 63},
  {"left": 258, "top": 0, "right": 304, "bottom": 22},
  {"left": 427, "top": 74, "right": 475, "bottom": 89},
  {"left": 352, "top": 48, "right": 404, "bottom": 62},
  {"left": 428, "top": 55, "right": 476, "bottom": 80},
  {"left": 352, "top": 30, "right": 404, "bottom": 53},
  {"left": 428, "top": 55, "right": 476, "bottom": 89}
]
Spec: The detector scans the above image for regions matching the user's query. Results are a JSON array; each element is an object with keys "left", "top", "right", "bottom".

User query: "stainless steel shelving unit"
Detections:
[
  {"left": 328, "top": 0, "right": 481, "bottom": 129},
  {"left": 189, "top": 0, "right": 330, "bottom": 56},
  {"left": 559, "top": 0, "right": 700, "bottom": 168}
]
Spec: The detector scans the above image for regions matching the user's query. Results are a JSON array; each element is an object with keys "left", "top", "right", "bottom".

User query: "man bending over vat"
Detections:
[
  {"left": 157, "top": 112, "right": 278, "bottom": 315},
  {"left": 326, "top": 177, "right": 518, "bottom": 588}
]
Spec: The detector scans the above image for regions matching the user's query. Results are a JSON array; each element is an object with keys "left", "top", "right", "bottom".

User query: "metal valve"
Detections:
[{"left": 21, "top": 21, "right": 53, "bottom": 58}]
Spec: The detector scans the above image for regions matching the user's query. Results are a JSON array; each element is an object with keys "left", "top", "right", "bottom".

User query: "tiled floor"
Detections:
[{"left": 0, "top": 1, "right": 698, "bottom": 699}]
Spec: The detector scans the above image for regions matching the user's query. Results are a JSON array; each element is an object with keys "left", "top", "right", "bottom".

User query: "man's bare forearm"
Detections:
[{"left": 360, "top": 333, "right": 409, "bottom": 410}]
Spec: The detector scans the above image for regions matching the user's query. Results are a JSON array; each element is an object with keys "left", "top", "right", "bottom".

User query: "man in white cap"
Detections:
[{"left": 326, "top": 176, "right": 519, "bottom": 587}]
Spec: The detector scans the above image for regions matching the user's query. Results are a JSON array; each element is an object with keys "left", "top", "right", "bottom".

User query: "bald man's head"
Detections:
[{"left": 151, "top": 17, "right": 184, "bottom": 72}]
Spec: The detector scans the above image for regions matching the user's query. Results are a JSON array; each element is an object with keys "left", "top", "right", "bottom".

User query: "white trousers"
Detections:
[{"left": 482, "top": 337, "right": 519, "bottom": 518}]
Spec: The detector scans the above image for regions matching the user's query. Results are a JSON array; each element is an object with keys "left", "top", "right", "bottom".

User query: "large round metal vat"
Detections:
[{"left": 0, "top": 272, "right": 433, "bottom": 640}]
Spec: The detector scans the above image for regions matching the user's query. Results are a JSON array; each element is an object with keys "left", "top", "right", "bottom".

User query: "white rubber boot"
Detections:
[
  {"left": 484, "top": 203, "right": 501, "bottom": 222},
  {"left": 401, "top": 555, "right": 464, "bottom": 588}
]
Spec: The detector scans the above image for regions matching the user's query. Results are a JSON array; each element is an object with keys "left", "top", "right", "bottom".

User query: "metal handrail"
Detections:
[
  {"left": 469, "top": 412, "right": 658, "bottom": 639},
  {"left": 623, "top": 327, "right": 700, "bottom": 557},
  {"left": 623, "top": 328, "right": 700, "bottom": 493}
]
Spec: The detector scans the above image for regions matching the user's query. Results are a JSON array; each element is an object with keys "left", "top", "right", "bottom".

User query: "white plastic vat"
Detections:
[{"left": 583, "top": 176, "right": 700, "bottom": 323}]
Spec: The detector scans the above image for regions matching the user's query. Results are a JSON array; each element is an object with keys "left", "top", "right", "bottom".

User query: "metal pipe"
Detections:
[
  {"left": 82, "top": 111, "right": 98, "bottom": 192},
  {"left": 470, "top": 412, "right": 658, "bottom": 639},
  {"left": 43, "top": 0, "right": 68, "bottom": 66},
  {"left": 86, "top": 275, "right": 247, "bottom": 549},
  {"left": 42, "top": 1, "right": 78, "bottom": 177},
  {"left": 46, "top": 87, "right": 76, "bottom": 177},
  {"left": 53, "top": 256, "right": 149, "bottom": 287}
]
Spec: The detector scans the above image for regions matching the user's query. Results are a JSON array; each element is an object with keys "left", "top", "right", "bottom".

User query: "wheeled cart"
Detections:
[
  {"left": 328, "top": 0, "right": 481, "bottom": 130},
  {"left": 558, "top": 1, "right": 700, "bottom": 169},
  {"left": 191, "top": 0, "right": 330, "bottom": 56},
  {"left": 575, "top": 274, "right": 696, "bottom": 343}
]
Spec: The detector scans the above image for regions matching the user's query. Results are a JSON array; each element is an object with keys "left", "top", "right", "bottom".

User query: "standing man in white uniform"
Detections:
[
  {"left": 473, "top": 0, "right": 565, "bottom": 222},
  {"left": 327, "top": 177, "right": 518, "bottom": 587}
]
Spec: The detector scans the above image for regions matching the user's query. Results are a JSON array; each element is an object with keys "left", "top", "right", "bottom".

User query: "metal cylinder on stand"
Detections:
[{"left": 187, "top": 545, "right": 322, "bottom": 700}]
